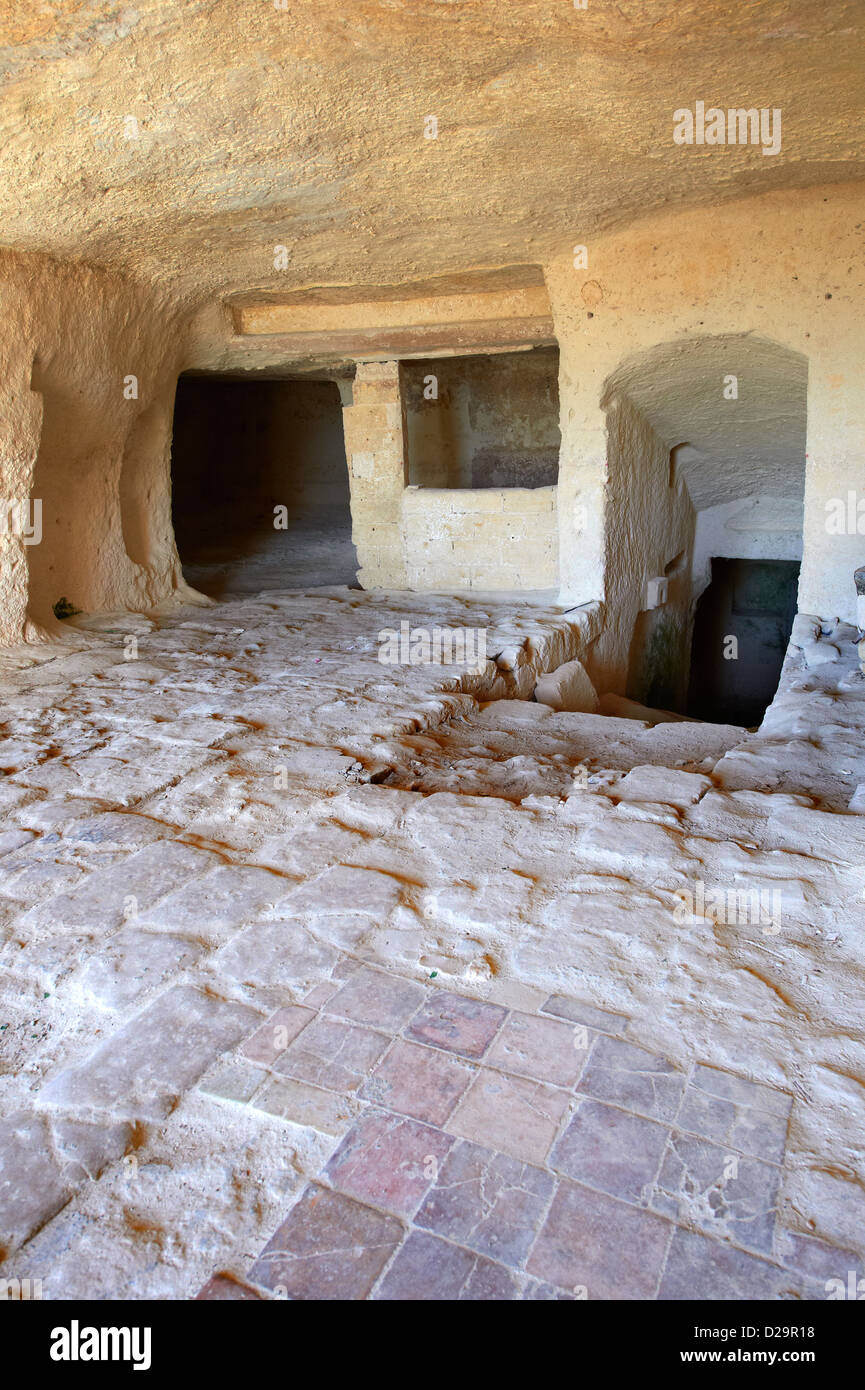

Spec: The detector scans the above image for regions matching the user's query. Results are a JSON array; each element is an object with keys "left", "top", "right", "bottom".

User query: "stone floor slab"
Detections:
[
  {"left": 359, "top": 1038, "right": 474, "bottom": 1124},
  {"left": 415, "top": 1137, "right": 554, "bottom": 1268},
  {"left": 650, "top": 1131, "right": 780, "bottom": 1256},
  {"left": 577, "top": 1034, "right": 686, "bottom": 1122},
  {"left": 406, "top": 990, "right": 507, "bottom": 1059},
  {"left": 215, "top": 920, "right": 338, "bottom": 992},
  {"left": 324, "top": 1108, "right": 454, "bottom": 1218},
  {"left": 247, "top": 1185, "right": 403, "bottom": 1299},
  {"left": 239, "top": 1004, "right": 315, "bottom": 1066},
  {"left": 527, "top": 1180, "right": 672, "bottom": 1299},
  {"left": 324, "top": 966, "right": 426, "bottom": 1032},
  {"left": 40, "top": 985, "right": 257, "bottom": 1120},
  {"left": 196, "top": 1274, "right": 264, "bottom": 1300},
  {"left": 374, "top": 1229, "right": 520, "bottom": 1300},
  {"left": 658, "top": 1228, "right": 799, "bottom": 1300},
  {"left": 446, "top": 1069, "right": 570, "bottom": 1165},
  {"left": 274, "top": 1015, "right": 391, "bottom": 1093},
  {"left": 540, "top": 994, "right": 629, "bottom": 1034},
  {"left": 551, "top": 1097, "right": 669, "bottom": 1204},
  {"left": 677, "top": 1079, "right": 789, "bottom": 1164},
  {"left": 486, "top": 1010, "right": 590, "bottom": 1087},
  {"left": 0, "top": 1113, "right": 72, "bottom": 1259}
]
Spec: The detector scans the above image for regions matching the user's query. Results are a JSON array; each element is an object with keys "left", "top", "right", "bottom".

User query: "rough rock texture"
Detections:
[
  {"left": 1, "top": 0, "right": 865, "bottom": 1303},
  {"left": 0, "top": 593, "right": 865, "bottom": 1297},
  {"left": 534, "top": 658, "right": 599, "bottom": 714},
  {"left": 1, "top": 2, "right": 862, "bottom": 299}
]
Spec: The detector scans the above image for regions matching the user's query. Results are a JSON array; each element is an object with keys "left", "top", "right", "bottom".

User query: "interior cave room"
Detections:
[{"left": 0, "top": 0, "right": 864, "bottom": 1338}]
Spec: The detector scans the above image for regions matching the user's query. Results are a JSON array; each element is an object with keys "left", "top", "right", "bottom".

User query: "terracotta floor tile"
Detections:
[
  {"left": 252, "top": 1075, "right": 356, "bottom": 1135},
  {"left": 650, "top": 1131, "right": 780, "bottom": 1256},
  {"left": 486, "top": 1010, "right": 591, "bottom": 1087},
  {"left": 374, "top": 1230, "right": 520, "bottom": 1301},
  {"left": 446, "top": 1069, "right": 570, "bottom": 1165},
  {"left": 324, "top": 966, "right": 426, "bottom": 1031},
  {"left": 551, "top": 1097, "right": 669, "bottom": 1204},
  {"left": 360, "top": 1038, "right": 474, "bottom": 1124},
  {"left": 577, "top": 1034, "right": 685, "bottom": 1122},
  {"left": 248, "top": 1185, "right": 403, "bottom": 1300},
  {"left": 324, "top": 1108, "right": 454, "bottom": 1218},
  {"left": 677, "top": 1081, "right": 789, "bottom": 1163},
  {"left": 658, "top": 1227, "right": 799, "bottom": 1300},
  {"left": 196, "top": 1273, "right": 264, "bottom": 1300},
  {"left": 690, "top": 1064, "right": 793, "bottom": 1118},
  {"left": 406, "top": 990, "right": 507, "bottom": 1059},
  {"left": 274, "top": 1015, "right": 390, "bottom": 1093},
  {"left": 415, "top": 1137, "right": 554, "bottom": 1268},
  {"left": 237, "top": 1004, "right": 315, "bottom": 1066},
  {"left": 541, "top": 994, "right": 629, "bottom": 1035},
  {"left": 527, "top": 1180, "right": 672, "bottom": 1299}
]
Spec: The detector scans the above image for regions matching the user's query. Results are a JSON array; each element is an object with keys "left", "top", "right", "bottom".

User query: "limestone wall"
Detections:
[
  {"left": 546, "top": 180, "right": 865, "bottom": 681},
  {"left": 1, "top": 181, "right": 862, "bottom": 665},
  {"left": 343, "top": 361, "right": 558, "bottom": 592},
  {"left": 342, "top": 361, "right": 408, "bottom": 590},
  {"left": 0, "top": 249, "right": 185, "bottom": 644},
  {"left": 402, "top": 350, "right": 560, "bottom": 490},
  {"left": 593, "top": 393, "right": 696, "bottom": 699},
  {"left": 402, "top": 485, "right": 558, "bottom": 591}
]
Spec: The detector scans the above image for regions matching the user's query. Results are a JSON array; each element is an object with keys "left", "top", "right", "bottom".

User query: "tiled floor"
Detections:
[{"left": 196, "top": 961, "right": 858, "bottom": 1301}]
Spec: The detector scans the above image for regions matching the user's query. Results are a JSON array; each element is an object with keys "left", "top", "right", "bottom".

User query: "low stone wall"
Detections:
[{"left": 401, "top": 485, "right": 558, "bottom": 591}]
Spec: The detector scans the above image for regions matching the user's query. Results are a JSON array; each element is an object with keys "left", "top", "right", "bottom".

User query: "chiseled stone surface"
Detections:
[
  {"left": 40, "top": 986, "right": 257, "bottom": 1120},
  {"left": 0, "top": 1113, "right": 73, "bottom": 1261},
  {"left": 0, "top": 592, "right": 863, "bottom": 1299}
]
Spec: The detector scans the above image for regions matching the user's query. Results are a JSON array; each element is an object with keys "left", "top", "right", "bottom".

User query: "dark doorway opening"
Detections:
[
  {"left": 687, "top": 558, "right": 800, "bottom": 728},
  {"left": 171, "top": 375, "right": 357, "bottom": 598}
]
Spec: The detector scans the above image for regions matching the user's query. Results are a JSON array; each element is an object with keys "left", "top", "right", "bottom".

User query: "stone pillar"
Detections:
[{"left": 341, "top": 360, "right": 408, "bottom": 589}]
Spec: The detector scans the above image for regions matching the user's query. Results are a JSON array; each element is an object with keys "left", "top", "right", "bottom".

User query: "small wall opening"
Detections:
[
  {"left": 170, "top": 374, "right": 357, "bottom": 597},
  {"left": 687, "top": 557, "right": 801, "bottom": 727},
  {"left": 402, "top": 346, "right": 560, "bottom": 489}
]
